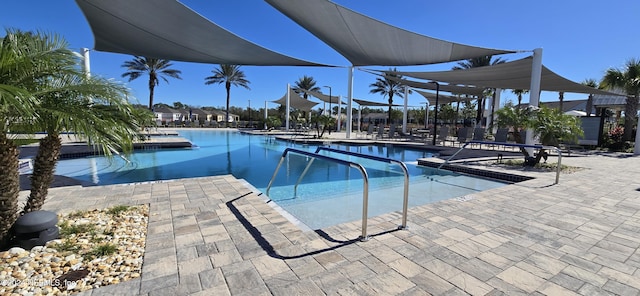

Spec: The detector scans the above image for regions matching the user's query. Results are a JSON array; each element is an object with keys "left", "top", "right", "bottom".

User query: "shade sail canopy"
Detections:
[
  {"left": 302, "top": 90, "right": 346, "bottom": 104},
  {"left": 363, "top": 70, "right": 485, "bottom": 96},
  {"left": 389, "top": 57, "right": 617, "bottom": 95},
  {"left": 272, "top": 89, "right": 319, "bottom": 111},
  {"left": 414, "top": 89, "right": 465, "bottom": 105},
  {"left": 75, "top": 0, "right": 327, "bottom": 66},
  {"left": 265, "top": 0, "right": 517, "bottom": 66},
  {"left": 353, "top": 98, "right": 402, "bottom": 107},
  {"left": 395, "top": 78, "right": 485, "bottom": 97}
]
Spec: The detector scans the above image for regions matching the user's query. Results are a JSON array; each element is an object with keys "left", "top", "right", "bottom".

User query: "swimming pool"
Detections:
[{"left": 53, "top": 130, "right": 507, "bottom": 229}]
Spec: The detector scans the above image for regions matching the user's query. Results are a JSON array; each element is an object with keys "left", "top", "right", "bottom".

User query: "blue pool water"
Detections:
[{"left": 53, "top": 130, "right": 507, "bottom": 229}]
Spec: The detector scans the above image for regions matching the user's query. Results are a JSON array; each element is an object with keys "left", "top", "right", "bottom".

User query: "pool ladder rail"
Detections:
[{"left": 265, "top": 147, "right": 410, "bottom": 242}]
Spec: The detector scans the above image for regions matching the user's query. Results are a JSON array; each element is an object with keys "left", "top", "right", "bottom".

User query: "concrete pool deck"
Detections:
[{"left": 21, "top": 130, "right": 640, "bottom": 295}]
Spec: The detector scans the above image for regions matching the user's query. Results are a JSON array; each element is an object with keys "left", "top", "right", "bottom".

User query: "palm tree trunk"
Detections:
[
  {"left": 225, "top": 83, "right": 231, "bottom": 128},
  {"left": 559, "top": 92, "right": 564, "bottom": 112},
  {"left": 387, "top": 94, "right": 393, "bottom": 124},
  {"left": 0, "top": 133, "right": 20, "bottom": 247},
  {"left": 23, "top": 133, "right": 61, "bottom": 213},
  {"left": 489, "top": 91, "right": 497, "bottom": 132},
  {"left": 586, "top": 94, "right": 593, "bottom": 117},
  {"left": 148, "top": 82, "right": 155, "bottom": 110},
  {"left": 512, "top": 130, "right": 531, "bottom": 158},
  {"left": 624, "top": 95, "right": 638, "bottom": 141},
  {"left": 476, "top": 97, "right": 484, "bottom": 125}
]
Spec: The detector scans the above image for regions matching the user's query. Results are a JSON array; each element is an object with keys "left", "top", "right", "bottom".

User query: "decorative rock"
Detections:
[
  {"left": 8, "top": 247, "right": 26, "bottom": 255},
  {"left": 0, "top": 204, "right": 149, "bottom": 295},
  {"left": 30, "top": 246, "right": 45, "bottom": 253}
]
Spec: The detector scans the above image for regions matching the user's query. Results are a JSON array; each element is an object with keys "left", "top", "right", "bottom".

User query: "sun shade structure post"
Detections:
[
  {"left": 357, "top": 104, "right": 362, "bottom": 133},
  {"left": 337, "top": 96, "right": 342, "bottom": 132},
  {"left": 346, "top": 67, "right": 354, "bottom": 139},
  {"left": 403, "top": 87, "right": 409, "bottom": 133},
  {"left": 286, "top": 84, "right": 290, "bottom": 132},
  {"left": 323, "top": 85, "right": 332, "bottom": 118},
  {"left": 525, "top": 48, "right": 543, "bottom": 154},
  {"left": 264, "top": 101, "right": 268, "bottom": 130},
  {"left": 423, "top": 101, "right": 429, "bottom": 129},
  {"left": 81, "top": 48, "right": 91, "bottom": 78},
  {"left": 635, "top": 121, "right": 640, "bottom": 155},
  {"left": 431, "top": 82, "right": 440, "bottom": 146}
]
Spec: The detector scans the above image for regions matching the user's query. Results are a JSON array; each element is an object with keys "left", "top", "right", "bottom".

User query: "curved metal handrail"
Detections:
[
  {"left": 438, "top": 141, "right": 562, "bottom": 184},
  {"left": 265, "top": 148, "right": 371, "bottom": 241},
  {"left": 313, "top": 147, "right": 410, "bottom": 230}
]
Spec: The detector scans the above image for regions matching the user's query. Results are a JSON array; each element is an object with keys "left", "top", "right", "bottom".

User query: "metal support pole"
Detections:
[
  {"left": 525, "top": 48, "right": 543, "bottom": 154},
  {"left": 346, "top": 67, "right": 354, "bottom": 139},
  {"left": 425, "top": 102, "right": 429, "bottom": 129},
  {"left": 286, "top": 84, "right": 290, "bottom": 132},
  {"left": 431, "top": 82, "right": 440, "bottom": 146},
  {"left": 402, "top": 87, "right": 408, "bottom": 133},
  {"left": 264, "top": 101, "right": 268, "bottom": 130}
]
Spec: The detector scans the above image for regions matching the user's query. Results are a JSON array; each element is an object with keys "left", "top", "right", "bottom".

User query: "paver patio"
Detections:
[{"left": 34, "top": 150, "right": 640, "bottom": 295}]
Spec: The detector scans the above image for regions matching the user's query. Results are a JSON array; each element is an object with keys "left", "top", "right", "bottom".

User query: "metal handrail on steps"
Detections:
[
  {"left": 313, "top": 147, "right": 410, "bottom": 231},
  {"left": 265, "top": 148, "right": 372, "bottom": 241}
]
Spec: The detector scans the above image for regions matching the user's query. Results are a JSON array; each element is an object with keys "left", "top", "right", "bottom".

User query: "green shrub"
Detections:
[
  {"left": 59, "top": 222, "right": 96, "bottom": 236},
  {"left": 52, "top": 239, "right": 81, "bottom": 253},
  {"left": 107, "top": 205, "right": 130, "bottom": 216},
  {"left": 89, "top": 243, "right": 117, "bottom": 258}
]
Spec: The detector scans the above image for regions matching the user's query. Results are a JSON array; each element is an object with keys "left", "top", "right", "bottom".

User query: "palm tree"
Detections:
[
  {"left": 22, "top": 74, "right": 141, "bottom": 213},
  {"left": 369, "top": 68, "right": 407, "bottom": 124},
  {"left": 453, "top": 56, "right": 507, "bottom": 124},
  {"left": 292, "top": 75, "right": 320, "bottom": 99},
  {"left": 600, "top": 58, "right": 640, "bottom": 141},
  {"left": 582, "top": 79, "right": 598, "bottom": 117},
  {"left": 291, "top": 75, "right": 320, "bottom": 119},
  {"left": 204, "top": 64, "right": 250, "bottom": 128},
  {"left": 0, "top": 29, "right": 74, "bottom": 246},
  {"left": 558, "top": 92, "right": 565, "bottom": 112},
  {"left": 121, "top": 56, "right": 182, "bottom": 110},
  {"left": 512, "top": 89, "right": 529, "bottom": 106}
]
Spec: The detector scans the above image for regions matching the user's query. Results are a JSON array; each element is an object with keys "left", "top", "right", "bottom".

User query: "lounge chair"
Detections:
[
  {"left": 493, "top": 128, "right": 509, "bottom": 150},
  {"left": 455, "top": 127, "right": 472, "bottom": 146},
  {"left": 398, "top": 130, "right": 416, "bottom": 141},
  {"left": 365, "top": 124, "right": 374, "bottom": 139},
  {"left": 471, "top": 127, "right": 485, "bottom": 148},
  {"left": 436, "top": 126, "right": 450, "bottom": 146},
  {"left": 376, "top": 125, "right": 384, "bottom": 139},
  {"left": 387, "top": 124, "right": 397, "bottom": 139}
]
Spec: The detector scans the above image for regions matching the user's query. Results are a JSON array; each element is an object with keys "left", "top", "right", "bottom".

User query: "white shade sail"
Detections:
[
  {"left": 74, "top": 0, "right": 327, "bottom": 66},
  {"left": 302, "top": 90, "right": 345, "bottom": 104},
  {"left": 272, "top": 89, "right": 319, "bottom": 111},
  {"left": 414, "top": 90, "right": 465, "bottom": 105},
  {"left": 265, "top": 0, "right": 517, "bottom": 66},
  {"left": 364, "top": 71, "right": 485, "bottom": 97},
  {"left": 390, "top": 57, "right": 618, "bottom": 96},
  {"left": 353, "top": 98, "right": 402, "bottom": 107}
]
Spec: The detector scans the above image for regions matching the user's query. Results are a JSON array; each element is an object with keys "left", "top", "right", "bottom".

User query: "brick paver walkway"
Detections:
[{"left": 37, "top": 151, "right": 640, "bottom": 295}]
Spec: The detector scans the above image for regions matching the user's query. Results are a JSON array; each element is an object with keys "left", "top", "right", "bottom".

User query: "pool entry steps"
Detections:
[{"left": 266, "top": 147, "right": 410, "bottom": 242}]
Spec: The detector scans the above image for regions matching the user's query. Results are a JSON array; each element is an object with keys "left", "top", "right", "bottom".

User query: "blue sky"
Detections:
[{"left": 2, "top": 0, "right": 638, "bottom": 110}]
